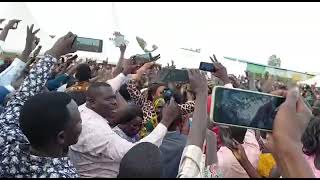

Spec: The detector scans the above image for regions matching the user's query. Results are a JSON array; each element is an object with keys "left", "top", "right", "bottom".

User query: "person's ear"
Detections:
[{"left": 57, "top": 131, "right": 66, "bottom": 145}]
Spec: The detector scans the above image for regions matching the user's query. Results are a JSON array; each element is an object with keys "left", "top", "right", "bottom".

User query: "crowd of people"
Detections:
[{"left": 0, "top": 18, "right": 319, "bottom": 178}]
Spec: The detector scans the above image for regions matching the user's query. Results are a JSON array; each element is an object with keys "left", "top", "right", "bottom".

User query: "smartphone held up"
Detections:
[
  {"left": 131, "top": 53, "right": 161, "bottom": 66},
  {"left": 159, "top": 69, "right": 189, "bottom": 83},
  {"left": 210, "top": 86, "right": 285, "bottom": 132},
  {"left": 72, "top": 36, "right": 103, "bottom": 53},
  {"left": 199, "top": 62, "right": 215, "bottom": 73}
]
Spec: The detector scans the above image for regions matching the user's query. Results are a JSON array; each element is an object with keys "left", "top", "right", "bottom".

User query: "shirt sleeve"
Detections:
[
  {"left": 179, "top": 101, "right": 195, "bottom": 115},
  {"left": 177, "top": 145, "right": 203, "bottom": 178},
  {"left": 0, "top": 55, "right": 57, "bottom": 145},
  {"left": 46, "top": 73, "right": 70, "bottom": 91},
  {"left": 126, "top": 79, "right": 147, "bottom": 107},
  {"left": 106, "top": 73, "right": 129, "bottom": 93},
  {"left": 0, "top": 58, "right": 26, "bottom": 86},
  {"left": 103, "top": 123, "right": 167, "bottom": 162}
]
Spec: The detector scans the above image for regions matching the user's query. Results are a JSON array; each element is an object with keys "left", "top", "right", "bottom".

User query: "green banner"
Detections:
[{"left": 246, "top": 64, "right": 265, "bottom": 74}]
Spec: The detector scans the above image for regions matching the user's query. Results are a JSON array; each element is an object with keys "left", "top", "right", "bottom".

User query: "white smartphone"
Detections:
[{"left": 210, "top": 86, "right": 285, "bottom": 132}]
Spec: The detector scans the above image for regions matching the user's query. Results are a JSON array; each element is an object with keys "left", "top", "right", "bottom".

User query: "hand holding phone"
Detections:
[
  {"left": 72, "top": 37, "right": 103, "bottom": 53},
  {"left": 6, "top": 19, "right": 21, "bottom": 30},
  {"left": 210, "top": 86, "right": 286, "bottom": 131},
  {"left": 208, "top": 54, "right": 230, "bottom": 84},
  {"left": 0, "top": 19, "right": 5, "bottom": 24},
  {"left": 159, "top": 69, "right": 189, "bottom": 83},
  {"left": 131, "top": 53, "right": 160, "bottom": 65},
  {"left": 199, "top": 62, "right": 215, "bottom": 72}
]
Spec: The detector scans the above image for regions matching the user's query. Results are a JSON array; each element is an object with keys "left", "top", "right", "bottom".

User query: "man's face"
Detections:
[{"left": 93, "top": 86, "right": 118, "bottom": 123}]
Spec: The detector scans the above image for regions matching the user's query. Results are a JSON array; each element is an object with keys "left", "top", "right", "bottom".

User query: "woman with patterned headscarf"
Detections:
[{"left": 126, "top": 64, "right": 195, "bottom": 138}]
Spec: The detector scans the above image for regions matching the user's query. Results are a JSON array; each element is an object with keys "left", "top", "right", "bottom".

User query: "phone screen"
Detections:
[
  {"left": 199, "top": 62, "right": 215, "bottom": 72},
  {"left": 212, "top": 86, "right": 285, "bottom": 131},
  {"left": 73, "top": 37, "right": 103, "bottom": 53},
  {"left": 133, "top": 53, "right": 152, "bottom": 65},
  {"left": 159, "top": 69, "right": 189, "bottom": 83}
]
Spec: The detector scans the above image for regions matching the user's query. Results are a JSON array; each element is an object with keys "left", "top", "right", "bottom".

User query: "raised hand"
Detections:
[
  {"left": 20, "top": 24, "right": 40, "bottom": 62},
  {"left": 188, "top": 69, "right": 208, "bottom": 96},
  {"left": 122, "top": 58, "right": 138, "bottom": 76},
  {"left": 119, "top": 44, "right": 126, "bottom": 53},
  {"left": 209, "top": 54, "right": 230, "bottom": 84},
  {"left": 272, "top": 88, "right": 312, "bottom": 149},
  {"left": 4, "top": 19, "right": 21, "bottom": 30},
  {"left": 0, "top": 19, "right": 5, "bottom": 25},
  {"left": 161, "top": 97, "right": 181, "bottom": 128},
  {"left": 32, "top": 45, "right": 42, "bottom": 58},
  {"left": 46, "top": 32, "right": 77, "bottom": 59},
  {"left": 226, "top": 139, "right": 248, "bottom": 162}
]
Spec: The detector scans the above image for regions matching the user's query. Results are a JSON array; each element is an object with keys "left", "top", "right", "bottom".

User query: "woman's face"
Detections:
[{"left": 155, "top": 86, "right": 166, "bottom": 98}]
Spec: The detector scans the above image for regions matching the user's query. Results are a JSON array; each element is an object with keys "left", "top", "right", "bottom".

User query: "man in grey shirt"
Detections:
[{"left": 159, "top": 113, "right": 187, "bottom": 178}]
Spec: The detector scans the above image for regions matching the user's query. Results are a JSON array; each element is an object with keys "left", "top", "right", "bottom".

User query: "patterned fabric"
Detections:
[
  {"left": 202, "top": 164, "right": 223, "bottom": 178},
  {"left": 0, "top": 58, "right": 27, "bottom": 87},
  {"left": 0, "top": 55, "right": 79, "bottom": 178},
  {"left": 66, "top": 81, "right": 90, "bottom": 93},
  {"left": 126, "top": 79, "right": 195, "bottom": 138}
]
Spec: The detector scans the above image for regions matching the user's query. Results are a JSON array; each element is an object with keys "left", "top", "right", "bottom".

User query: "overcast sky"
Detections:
[{"left": 1, "top": 2, "right": 320, "bottom": 74}]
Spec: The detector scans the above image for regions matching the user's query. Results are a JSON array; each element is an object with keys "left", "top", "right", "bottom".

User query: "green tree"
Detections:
[{"left": 268, "top": 54, "right": 281, "bottom": 67}]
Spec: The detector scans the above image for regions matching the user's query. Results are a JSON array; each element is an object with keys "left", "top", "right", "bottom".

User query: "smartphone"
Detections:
[
  {"left": 159, "top": 69, "right": 189, "bottom": 83},
  {"left": 210, "top": 86, "right": 285, "bottom": 131},
  {"left": 131, "top": 53, "right": 160, "bottom": 65},
  {"left": 199, "top": 62, "right": 215, "bottom": 72},
  {"left": 72, "top": 37, "right": 103, "bottom": 53}
]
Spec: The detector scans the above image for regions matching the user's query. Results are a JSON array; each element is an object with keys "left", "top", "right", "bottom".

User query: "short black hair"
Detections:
[
  {"left": 119, "top": 84, "right": 132, "bottom": 102},
  {"left": 19, "top": 92, "right": 72, "bottom": 148},
  {"left": 86, "top": 82, "right": 111, "bottom": 96},
  {"left": 302, "top": 117, "right": 320, "bottom": 156},
  {"left": 75, "top": 63, "right": 91, "bottom": 82},
  {"left": 118, "top": 103, "right": 143, "bottom": 125},
  {"left": 118, "top": 142, "right": 162, "bottom": 178},
  {"left": 67, "top": 91, "right": 86, "bottom": 106}
]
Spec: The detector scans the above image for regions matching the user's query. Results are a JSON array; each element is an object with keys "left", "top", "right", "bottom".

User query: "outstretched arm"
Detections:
[{"left": 0, "top": 32, "right": 77, "bottom": 145}]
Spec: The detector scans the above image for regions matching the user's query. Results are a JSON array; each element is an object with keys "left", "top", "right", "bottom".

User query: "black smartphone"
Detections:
[
  {"left": 132, "top": 53, "right": 160, "bottom": 65},
  {"left": 210, "top": 86, "right": 285, "bottom": 131},
  {"left": 199, "top": 62, "right": 215, "bottom": 72},
  {"left": 159, "top": 69, "right": 189, "bottom": 83},
  {"left": 72, "top": 37, "right": 103, "bottom": 53}
]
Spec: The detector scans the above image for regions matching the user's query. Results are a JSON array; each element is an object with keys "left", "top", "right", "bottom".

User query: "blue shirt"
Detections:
[{"left": 159, "top": 131, "right": 187, "bottom": 178}]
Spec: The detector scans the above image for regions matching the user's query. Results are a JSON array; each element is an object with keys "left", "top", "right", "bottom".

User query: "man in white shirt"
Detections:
[{"left": 69, "top": 65, "right": 180, "bottom": 177}]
